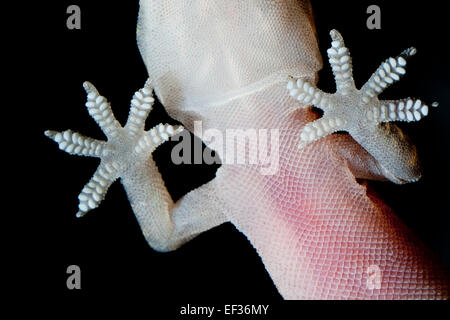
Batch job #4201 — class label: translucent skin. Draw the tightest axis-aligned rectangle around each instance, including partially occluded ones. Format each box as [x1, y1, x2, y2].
[43, 0, 450, 299]
[155, 79, 448, 299]
[47, 79, 450, 299]
[121, 0, 450, 298]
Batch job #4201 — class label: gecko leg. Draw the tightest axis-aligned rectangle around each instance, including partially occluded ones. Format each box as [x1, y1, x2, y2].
[45, 81, 228, 251]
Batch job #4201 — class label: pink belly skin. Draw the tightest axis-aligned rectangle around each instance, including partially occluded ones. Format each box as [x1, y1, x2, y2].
[173, 81, 450, 299]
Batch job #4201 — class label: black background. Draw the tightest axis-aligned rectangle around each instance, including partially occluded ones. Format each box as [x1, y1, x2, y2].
[18, 0, 450, 311]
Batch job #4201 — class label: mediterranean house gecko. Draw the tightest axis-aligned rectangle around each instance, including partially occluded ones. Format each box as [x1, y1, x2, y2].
[45, 0, 449, 299]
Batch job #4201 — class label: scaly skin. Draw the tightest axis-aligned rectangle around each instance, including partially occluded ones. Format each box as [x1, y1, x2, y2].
[45, 0, 450, 299]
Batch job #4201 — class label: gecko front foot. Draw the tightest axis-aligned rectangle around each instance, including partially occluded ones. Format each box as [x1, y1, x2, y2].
[287, 29, 437, 183]
[45, 81, 183, 217]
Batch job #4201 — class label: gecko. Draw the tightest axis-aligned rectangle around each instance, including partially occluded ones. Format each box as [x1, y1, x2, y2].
[45, 0, 449, 299]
